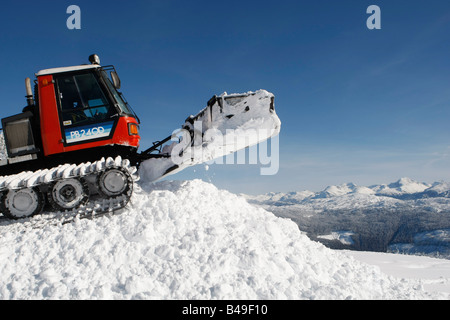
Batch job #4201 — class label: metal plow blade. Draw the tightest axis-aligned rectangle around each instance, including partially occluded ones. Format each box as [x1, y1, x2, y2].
[138, 89, 281, 183]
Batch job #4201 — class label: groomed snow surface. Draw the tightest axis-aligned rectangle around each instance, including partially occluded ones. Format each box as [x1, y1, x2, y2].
[0, 179, 449, 300]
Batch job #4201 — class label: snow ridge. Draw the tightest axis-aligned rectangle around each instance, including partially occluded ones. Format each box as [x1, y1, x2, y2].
[0, 179, 445, 299]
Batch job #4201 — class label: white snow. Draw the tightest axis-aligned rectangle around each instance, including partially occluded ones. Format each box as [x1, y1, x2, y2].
[346, 250, 450, 294]
[428, 181, 450, 194]
[139, 90, 281, 182]
[371, 177, 431, 196]
[245, 178, 450, 212]
[0, 179, 448, 299]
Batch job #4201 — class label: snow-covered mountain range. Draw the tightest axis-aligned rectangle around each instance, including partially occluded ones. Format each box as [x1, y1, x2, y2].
[244, 178, 450, 257]
[246, 177, 450, 205]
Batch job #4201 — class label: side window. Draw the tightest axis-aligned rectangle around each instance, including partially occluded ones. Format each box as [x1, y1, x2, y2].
[56, 73, 113, 127]
[57, 77, 82, 111]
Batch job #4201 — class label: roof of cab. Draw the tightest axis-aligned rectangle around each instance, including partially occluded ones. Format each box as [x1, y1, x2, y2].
[36, 64, 100, 76]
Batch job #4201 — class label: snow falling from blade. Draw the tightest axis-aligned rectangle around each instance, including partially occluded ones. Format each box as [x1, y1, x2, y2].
[139, 89, 281, 183]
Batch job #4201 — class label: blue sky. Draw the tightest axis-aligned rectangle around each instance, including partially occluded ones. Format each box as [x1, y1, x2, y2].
[0, 0, 449, 194]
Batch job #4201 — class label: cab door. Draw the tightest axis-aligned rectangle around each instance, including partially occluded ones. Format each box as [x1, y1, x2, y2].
[53, 71, 118, 147]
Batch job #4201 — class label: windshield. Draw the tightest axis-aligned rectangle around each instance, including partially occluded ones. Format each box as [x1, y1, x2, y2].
[100, 70, 135, 116]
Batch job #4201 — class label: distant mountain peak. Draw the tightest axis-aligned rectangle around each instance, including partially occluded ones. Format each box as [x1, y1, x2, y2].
[244, 178, 450, 205]
[384, 177, 430, 194]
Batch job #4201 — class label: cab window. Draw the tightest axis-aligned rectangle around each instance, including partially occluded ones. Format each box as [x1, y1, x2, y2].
[55, 73, 114, 127]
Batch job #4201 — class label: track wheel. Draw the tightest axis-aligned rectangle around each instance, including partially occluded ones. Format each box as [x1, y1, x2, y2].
[48, 178, 89, 211]
[0, 188, 44, 220]
[98, 168, 133, 198]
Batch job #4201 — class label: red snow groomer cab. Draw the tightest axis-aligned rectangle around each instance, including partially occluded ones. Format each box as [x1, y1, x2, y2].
[2, 54, 140, 172]
[0, 55, 141, 219]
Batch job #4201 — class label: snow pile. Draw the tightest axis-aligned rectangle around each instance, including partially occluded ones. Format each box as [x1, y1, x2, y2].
[139, 90, 281, 182]
[0, 179, 446, 299]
